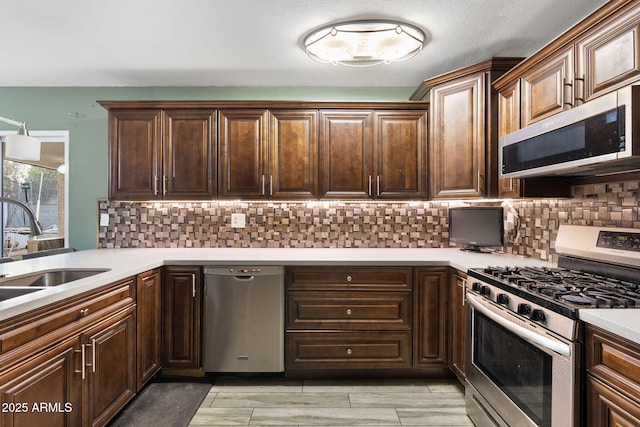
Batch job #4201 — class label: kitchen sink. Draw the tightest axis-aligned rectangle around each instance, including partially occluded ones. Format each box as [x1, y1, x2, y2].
[0, 287, 44, 302]
[0, 269, 111, 287]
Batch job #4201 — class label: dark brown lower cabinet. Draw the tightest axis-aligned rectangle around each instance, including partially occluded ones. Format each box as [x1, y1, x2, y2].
[587, 376, 640, 427]
[285, 266, 451, 378]
[449, 269, 466, 382]
[136, 269, 162, 388]
[0, 336, 82, 427]
[413, 267, 449, 371]
[586, 324, 640, 426]
[0, 277, 137, 427]
[82, 307, 137, 427]
[162, 266, 202, 370]
[285, 266, 413, 377]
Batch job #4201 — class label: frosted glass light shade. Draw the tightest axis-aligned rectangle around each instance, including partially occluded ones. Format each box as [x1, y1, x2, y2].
[5, 133, 41, 161]
[303, 20, 426, 67]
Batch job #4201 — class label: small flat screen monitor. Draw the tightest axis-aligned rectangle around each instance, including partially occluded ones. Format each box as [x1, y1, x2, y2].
[448, 207, 504, 252]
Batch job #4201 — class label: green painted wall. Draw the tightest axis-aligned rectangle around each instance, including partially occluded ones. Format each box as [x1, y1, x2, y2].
[0, 86, 415, 250]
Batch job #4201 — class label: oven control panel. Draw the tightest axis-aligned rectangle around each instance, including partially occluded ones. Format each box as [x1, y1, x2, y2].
[597, 230, 640, 252]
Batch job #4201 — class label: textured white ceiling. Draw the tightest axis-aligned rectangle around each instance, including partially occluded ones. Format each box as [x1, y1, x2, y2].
[2, 0, 608, 87]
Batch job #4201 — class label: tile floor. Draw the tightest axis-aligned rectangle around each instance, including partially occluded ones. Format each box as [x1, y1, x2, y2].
[188, 378, 473, 426]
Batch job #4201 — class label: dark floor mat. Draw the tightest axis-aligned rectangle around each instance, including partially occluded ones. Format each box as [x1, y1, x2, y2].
[108, 382, 211, 427]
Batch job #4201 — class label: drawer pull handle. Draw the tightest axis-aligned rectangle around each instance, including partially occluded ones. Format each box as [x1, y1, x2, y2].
[79, 308, 89, 317]
[346, 275, 352, 282]
[346, 348, 352, 355]
[346, 308, 352, 315]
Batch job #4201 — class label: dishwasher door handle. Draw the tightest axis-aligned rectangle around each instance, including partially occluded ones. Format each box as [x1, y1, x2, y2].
[233, 275, 255, 281]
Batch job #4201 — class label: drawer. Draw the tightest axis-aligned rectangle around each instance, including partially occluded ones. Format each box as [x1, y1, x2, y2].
[286, 266, 412, 291]
[0, 277, 136, 354]
[586, 324, 640, 403]
[287, 291, 411, 330]
[286, 331, 412, 369]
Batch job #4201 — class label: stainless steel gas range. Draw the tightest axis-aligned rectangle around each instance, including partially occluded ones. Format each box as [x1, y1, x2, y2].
[464, 224, 640, 427]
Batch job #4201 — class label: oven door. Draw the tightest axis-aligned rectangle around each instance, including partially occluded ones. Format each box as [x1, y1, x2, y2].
[465, 293, 578, 427]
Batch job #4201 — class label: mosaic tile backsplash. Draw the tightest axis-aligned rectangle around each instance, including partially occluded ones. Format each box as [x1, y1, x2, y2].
[98, 180, 640, 263]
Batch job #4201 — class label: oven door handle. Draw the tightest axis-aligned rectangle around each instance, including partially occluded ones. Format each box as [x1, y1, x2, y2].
[467, 293, 571, 357]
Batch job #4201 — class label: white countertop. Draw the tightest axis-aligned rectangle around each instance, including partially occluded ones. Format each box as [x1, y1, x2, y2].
[580, 309, 640, 345]
[0, 247, 553, 321]
[1, 247, 638, 343]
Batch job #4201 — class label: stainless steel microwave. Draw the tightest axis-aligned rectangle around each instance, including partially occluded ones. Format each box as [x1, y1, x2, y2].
[500, 85, 640, 178]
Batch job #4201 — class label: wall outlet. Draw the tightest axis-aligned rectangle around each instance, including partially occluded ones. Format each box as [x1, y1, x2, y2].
[231, 213, 246, 228]
[505, 212, 514, 230]
[99, 213, 110, 227]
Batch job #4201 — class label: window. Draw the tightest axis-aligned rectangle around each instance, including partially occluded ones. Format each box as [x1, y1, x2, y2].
[1, 132, 68, 258]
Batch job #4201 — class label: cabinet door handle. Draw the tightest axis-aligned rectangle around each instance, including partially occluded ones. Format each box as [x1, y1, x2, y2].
[85, 339, 96, 373]
[346, 275, 352, 282]
[563, 78, 573, 108]
[75, 344, 86, 380]
[346, 348, 353, 355]
[261, 174, 265, 196]
[376, 176, 380, 196]
[154, 175, 158, 196]
[574, 74, 585, 105]
[192, 274, 197, 298]
[346, 308, 352, 316]
[269, 175, 273, 196]
[79, 308, 89, 317]
[91, 339, 96, 372]
[368, 176, 372, 197]
[163, 175, 167, 195]
[477, 170, 481, 193]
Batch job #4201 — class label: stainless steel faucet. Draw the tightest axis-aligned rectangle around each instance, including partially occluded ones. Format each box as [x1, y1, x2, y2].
[0, 197, 44, 236]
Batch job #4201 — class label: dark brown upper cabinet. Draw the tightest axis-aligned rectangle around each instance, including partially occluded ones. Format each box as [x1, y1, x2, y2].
[102, 101, 428, 201]
[414, 58, 522, 199]
[218, 109, 269, 199]
[319, 109, 427, 200]
[218, 109, 318, 200]
[103, 105, 216, 200]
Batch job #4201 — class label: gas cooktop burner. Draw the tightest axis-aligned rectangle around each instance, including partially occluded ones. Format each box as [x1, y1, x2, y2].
[477, 266, 640, 309]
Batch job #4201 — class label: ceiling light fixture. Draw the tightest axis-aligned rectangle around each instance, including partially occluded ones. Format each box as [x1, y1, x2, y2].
[303, 20, 426, 67]
[0, 116, 41, 161]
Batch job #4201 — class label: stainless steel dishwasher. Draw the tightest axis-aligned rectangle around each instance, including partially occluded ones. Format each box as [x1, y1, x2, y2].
[204, 266, 284, 373]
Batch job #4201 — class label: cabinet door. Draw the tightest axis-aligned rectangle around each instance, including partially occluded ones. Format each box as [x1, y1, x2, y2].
[82, 307, 136, 427]
[374, 111, 427, 199]
[0, 336, 81, 427]
[521, 47, 574, 126]
[587, 375, 640, 427]
[413, 267, 448, 367]
[430, 73, 485, 198]
[164, 109, 216, 199]
[218, 109, 268, 199]
[136, 269, 161, 390]
[450, 270, 466, 382]
[319, 110, 374, 199]
[269, 110, 318, 199]
[497, 80, 522, 198]
[576, 2, 640, 104]
[162, 266, 202, 369]
[108, 109, 162, 200]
